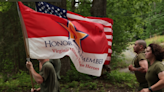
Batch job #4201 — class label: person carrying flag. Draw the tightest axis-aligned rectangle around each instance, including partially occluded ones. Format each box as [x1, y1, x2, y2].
[49, 59, 61, 80]
[26, 59, 60, 92]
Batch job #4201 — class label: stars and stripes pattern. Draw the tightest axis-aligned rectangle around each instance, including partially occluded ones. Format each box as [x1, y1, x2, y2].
[35, 2, 113, 65]
[36, 2, 67, 19]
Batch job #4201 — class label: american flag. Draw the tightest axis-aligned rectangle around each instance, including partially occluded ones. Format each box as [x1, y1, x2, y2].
[35, 2, 113, 65]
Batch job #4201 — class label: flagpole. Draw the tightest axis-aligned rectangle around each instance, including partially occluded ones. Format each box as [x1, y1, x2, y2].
[16, 2, 34, 89]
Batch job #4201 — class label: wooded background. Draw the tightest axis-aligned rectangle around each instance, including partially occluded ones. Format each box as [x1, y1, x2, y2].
[0, 0, 163, 76]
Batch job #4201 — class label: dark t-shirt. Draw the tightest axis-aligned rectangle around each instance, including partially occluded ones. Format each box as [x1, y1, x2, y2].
[133, 51, 147, 84]
[146, 61, 164, 92]
[39, 61, 59, 92]
[49, 59, 61, 80]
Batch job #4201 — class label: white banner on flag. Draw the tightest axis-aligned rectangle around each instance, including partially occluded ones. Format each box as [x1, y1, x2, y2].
[29, 36, 107, 76]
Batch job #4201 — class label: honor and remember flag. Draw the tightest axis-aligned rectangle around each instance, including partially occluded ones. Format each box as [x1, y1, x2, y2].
[17, 2, 113, 76]
[35, 2, 113, 65]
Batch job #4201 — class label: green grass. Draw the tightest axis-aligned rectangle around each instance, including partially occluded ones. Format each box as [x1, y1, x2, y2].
[0, 67, 137, 92]
[105, 70, 138, 88]
[60, 70, 138, 92]
[0, 70, 39, 92]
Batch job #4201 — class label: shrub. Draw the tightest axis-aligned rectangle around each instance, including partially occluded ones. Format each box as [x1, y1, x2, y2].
[61, 63, 97, 83]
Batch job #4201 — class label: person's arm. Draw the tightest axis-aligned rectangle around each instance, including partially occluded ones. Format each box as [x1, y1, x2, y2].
[139, 71, 164, 92]
[129, 60, 148, 73]
[36, 87, 41, 91]
[138, 60, 148, 72]
[128, 64, 140, 72]
[150, 71, 164, 91]
[39, 61, 42, 71]
[26, 61, 43, 84]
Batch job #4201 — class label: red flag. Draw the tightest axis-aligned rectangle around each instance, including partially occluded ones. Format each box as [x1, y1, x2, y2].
[35, 2, 113, 65]
[18, 2, 110, 76]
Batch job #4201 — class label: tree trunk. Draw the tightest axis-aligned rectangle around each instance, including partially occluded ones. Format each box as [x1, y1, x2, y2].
[48, 0, 66, 9]
[71, 0, 76, 12]
[91, 0, 106, 17]
[90, 0, 111, 73]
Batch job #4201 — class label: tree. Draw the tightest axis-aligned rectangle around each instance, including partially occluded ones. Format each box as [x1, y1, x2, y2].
[143, 1, 164, 39]
[91, 0, 106, 17]
[106, 0, 158, 53]
[0, 2, 26, 74]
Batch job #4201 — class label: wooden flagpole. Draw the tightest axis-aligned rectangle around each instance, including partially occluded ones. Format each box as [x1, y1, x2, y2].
[16, 2, 34, 89]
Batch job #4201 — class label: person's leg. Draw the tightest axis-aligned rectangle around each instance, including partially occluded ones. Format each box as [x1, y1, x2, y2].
[138, 83, 148, 91]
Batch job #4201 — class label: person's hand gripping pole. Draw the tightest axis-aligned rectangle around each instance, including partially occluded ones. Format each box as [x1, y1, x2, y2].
[26, 58, 34, 89]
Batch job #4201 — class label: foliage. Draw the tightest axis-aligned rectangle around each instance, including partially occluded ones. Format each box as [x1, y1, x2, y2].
[65, 81, 79, 88]
[60, 62, 97, 83]
[0, 2, 39, 77]
[59, 70, 138, 91]
[1, 58, 14, 74]
[59, 61, 137, 91]
[0, 2, 27, 75]
[0, 59, 138, 92]
[105, 70, 138, 88]
[106, 0, 161, 54]
[0, 70, 138, 92]
[145, 35, 164, 45]
[0, 2, 12, 12]
[0, 70, 37, 92]
[67, 0, 92, 16]
[79, 81, 98, 90]
[143, 0, 164, 39]
[110, 52, 129, 69]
